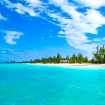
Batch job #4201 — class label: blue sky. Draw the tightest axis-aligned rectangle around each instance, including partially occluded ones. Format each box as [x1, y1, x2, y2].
[0, 0, 105, 61]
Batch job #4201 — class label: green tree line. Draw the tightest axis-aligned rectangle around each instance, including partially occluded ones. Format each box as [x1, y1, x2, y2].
[5, 45, 105, 64]
[90, 45, 105, 63]
[30, 53, 88, 64]
[30, 45, 105, 64]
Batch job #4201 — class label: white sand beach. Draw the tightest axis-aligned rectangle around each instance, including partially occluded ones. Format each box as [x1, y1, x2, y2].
[29, 63, 105, 68]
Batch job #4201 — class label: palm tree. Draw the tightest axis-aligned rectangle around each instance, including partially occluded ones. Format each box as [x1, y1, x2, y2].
[70, 53, 77, 63]
[66, 55, 69, 59]
[52, 56, 56, 63]
[93, 46, 100, 63]
[56, 53, 62, 63]
[83, 57, 88, 63]
[99, 45, 105, 63]
[42, 58, 47, 64]
[48, 57, 53, 63]
[92, 46, 103, 63]
[77, 53, 84, 63]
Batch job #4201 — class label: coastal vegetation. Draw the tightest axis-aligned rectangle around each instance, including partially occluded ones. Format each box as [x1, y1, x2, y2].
[90, 45, 105, 63]
[25, 53, 88, 64]
[3, 45, 105, 64]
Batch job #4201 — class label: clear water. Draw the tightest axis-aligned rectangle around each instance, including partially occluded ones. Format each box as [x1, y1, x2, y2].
[0, 64, 105, 105]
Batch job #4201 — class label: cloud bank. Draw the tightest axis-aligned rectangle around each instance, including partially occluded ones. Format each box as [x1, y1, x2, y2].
[1, 0, 105, 53]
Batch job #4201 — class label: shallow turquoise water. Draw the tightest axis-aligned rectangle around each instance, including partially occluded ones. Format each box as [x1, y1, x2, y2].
[0, 64, 105, 105]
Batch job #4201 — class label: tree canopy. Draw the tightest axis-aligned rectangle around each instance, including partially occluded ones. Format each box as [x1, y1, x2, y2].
[92, 45, 105, 63]
[5, 45, 105, 64]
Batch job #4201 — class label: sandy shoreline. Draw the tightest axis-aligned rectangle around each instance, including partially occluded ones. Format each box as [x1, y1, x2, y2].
[28, 63, 105, 67]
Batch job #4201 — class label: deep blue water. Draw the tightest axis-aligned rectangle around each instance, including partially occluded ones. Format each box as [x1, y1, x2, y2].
[0, 64, 105, 105]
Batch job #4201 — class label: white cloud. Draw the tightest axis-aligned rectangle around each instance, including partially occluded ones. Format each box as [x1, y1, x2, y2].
[14, 4, 38, 16]
[73, 0, 105, 9]
[57, 35, 65, 38]
[1, 0, 105, 57]
[4, 31, 23, 45]
[47, 0, 105, 54]
[49, 0, 68, 6]
[93, 37, 105, 42]
[102, 37, 105, 40]
[0, 14, 7, 20]
[3, 0, 41, 17]
[93, 38, 101, 42]
[26, 0, 42, 8]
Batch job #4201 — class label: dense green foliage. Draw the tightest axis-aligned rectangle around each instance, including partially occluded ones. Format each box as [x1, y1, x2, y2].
[69, 53, 88, 63]
[30, 45, 105, 64]
[32, 53, 62, 63]
[4, 46, 105, 64]
[29, 53, 88, 64]
[91, 45, 105, 63]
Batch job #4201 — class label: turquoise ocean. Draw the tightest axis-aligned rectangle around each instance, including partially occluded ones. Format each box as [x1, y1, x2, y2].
[0, 64, 105, 105]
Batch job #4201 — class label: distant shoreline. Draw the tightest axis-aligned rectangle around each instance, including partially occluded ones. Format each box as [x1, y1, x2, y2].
[27, 63, 105, 67]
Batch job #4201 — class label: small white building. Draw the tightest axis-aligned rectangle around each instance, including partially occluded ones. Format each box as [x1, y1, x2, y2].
[60, 58, 69, 63]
